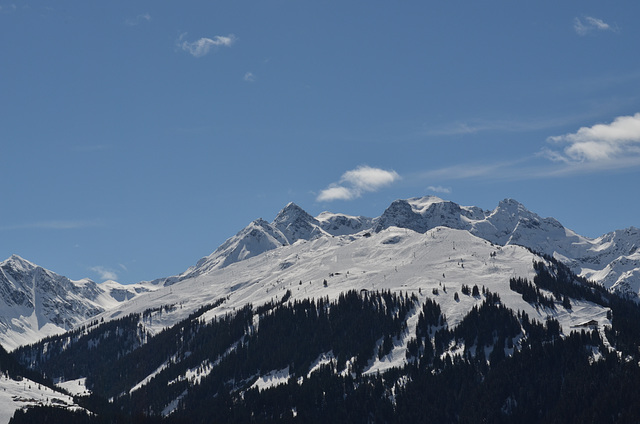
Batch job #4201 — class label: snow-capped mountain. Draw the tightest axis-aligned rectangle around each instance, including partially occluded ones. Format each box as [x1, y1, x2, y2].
[149, 202, 374, 286]
[5, 196, 640, 423]
[12, 223, 615, 422]
[1, 196, 638, 352]
[371, 197, 640, 298]
[151, 196, 640, 298]
[0, 255, 152, 350]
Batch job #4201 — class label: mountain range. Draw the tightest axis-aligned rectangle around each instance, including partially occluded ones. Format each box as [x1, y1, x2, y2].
[3, 196, 640, 422]
[150, 197, 640, 295]
[1, 196, 638, 351]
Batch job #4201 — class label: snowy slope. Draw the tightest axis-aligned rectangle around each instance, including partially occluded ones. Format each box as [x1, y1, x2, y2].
[0, 374, 84, 424]
[152, 197, 640, 298]
[372, 197, 640, 298]
[88, 226, 610, 345]
[52, 224, 608, 403]
[0, 255, 152, 350]
[148, 203, 373, 286]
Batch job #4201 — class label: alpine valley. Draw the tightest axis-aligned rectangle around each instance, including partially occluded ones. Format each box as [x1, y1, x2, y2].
[2, 197, 640, 423]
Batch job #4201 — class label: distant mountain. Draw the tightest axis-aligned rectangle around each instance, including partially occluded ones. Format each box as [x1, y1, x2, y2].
[150, 196, 640, 299]
[0, 255, 152, 350]
[1, 195, 638, 353]
[372, 197, 640, 298]
[0, 196, 640, 349]
[149, 202, 373, 286]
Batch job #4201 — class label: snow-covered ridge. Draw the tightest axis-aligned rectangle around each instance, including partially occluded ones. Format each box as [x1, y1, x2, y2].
[157, 196, 640, 298]
[371, 197, 640, 298]
[1, 196, 638, 350]
[150, 202, 374, 286]
[0, 255, 152, 350]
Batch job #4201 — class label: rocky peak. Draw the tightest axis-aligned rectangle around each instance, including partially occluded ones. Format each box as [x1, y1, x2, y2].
[272, 202, 323, 243]
[374, 199, 422, 233]
[2, 254, 37, 273]
[273, 202, 316, 225]
[374, 197, 469, 234]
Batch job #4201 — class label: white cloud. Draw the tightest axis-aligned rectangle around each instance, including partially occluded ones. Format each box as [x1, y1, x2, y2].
[410, 114, 640, 183]
[317, 186, 355, 202]
[244, 72, 256, 82]
[427, 185, 451, 194]
[125, 13, 151, 26]
[90, 266, 118, 282]
[178, 33, 236, 58]
[546, 113, 640, 163]
[317, 166, 400, 202]
[426, 114, 592, 137]
[574, 16, 614, 36]
[342, 166, 400, 191]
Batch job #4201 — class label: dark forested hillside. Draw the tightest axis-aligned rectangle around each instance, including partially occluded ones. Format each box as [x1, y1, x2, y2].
[11, 259, 640, 423]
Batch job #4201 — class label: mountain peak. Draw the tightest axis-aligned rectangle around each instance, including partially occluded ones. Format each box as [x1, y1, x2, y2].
[496, 198, 526, 213]
[3, 254, 37, 272]
[273, 202, 311, 222]
[273, 202, 322, 243]
[406, 196, 446, 212]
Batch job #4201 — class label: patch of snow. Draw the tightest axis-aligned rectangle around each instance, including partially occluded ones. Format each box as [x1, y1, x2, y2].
[250, 367, 290, 392]
[55, 377, 90, 397]
[307, 352, 335, 378]
[129, 360, 171, 394]
[0, 375, 84, 424]
[162, 389, 187, 417]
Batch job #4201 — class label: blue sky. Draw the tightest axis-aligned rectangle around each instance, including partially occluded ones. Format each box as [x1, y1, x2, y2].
[2, 1, 639, 284]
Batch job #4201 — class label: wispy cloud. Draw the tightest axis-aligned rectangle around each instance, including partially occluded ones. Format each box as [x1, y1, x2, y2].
[317, 166, 400, 202]
[0, 219, 103, 231]
[426, 115, 587, 137]
[574, 16, 615, 36]
[244, 72, 256, 82]
[427, 185, 451, 194]
[125, 13, 151, 26]
[415, 160, 531, 182]
[90, 266, 118, 282]
[414, 113, 640, 183]
[177, 33, 236, 58]
[545, 113, 640, 165]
